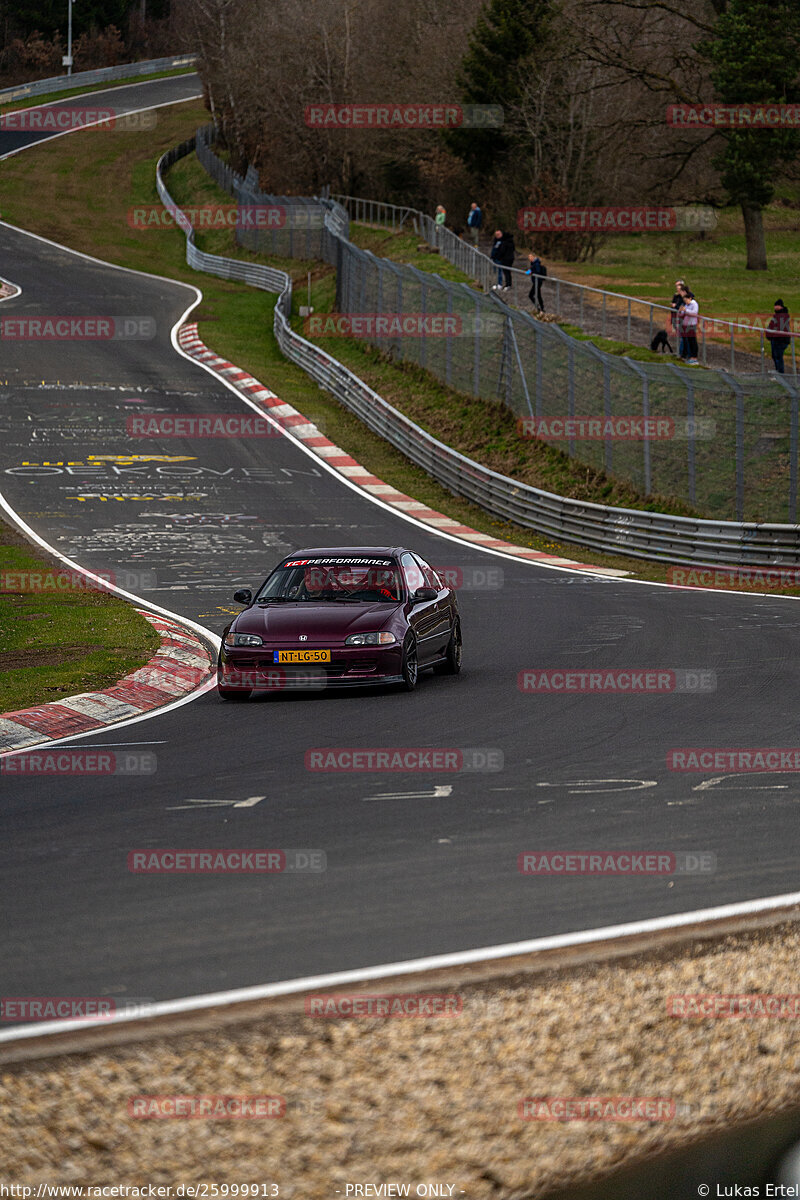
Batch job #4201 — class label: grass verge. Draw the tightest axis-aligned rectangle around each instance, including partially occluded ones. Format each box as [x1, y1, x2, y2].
[0, 519, 160, 712]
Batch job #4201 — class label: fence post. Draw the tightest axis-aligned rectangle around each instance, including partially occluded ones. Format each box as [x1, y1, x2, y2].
[567, 342, 575, 458]
[395, 268, 403, 360]
[729, 377, 745, 520]
[536, 325, 543, 417]
[509, 317, 534, 418]
[604, 362, 612, 473]
[627, 297, 631, 344]
[474, 298, 481, 397]
[602, 292, 607, 338]
[420, 278, 428, 370]
[446, 287, 453, 386]
[687, 379, 696, 506]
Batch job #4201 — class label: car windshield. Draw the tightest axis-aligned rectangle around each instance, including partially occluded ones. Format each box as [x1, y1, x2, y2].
[255, 561, 403, 603]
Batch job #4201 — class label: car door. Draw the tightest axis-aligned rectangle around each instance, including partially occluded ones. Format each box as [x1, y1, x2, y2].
[401, 552, 440, 665]
[413, 552, 453, 656]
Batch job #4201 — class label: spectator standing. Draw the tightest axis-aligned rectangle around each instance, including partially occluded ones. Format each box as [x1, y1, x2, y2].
[434, 204, 446, 247]
[490, 229, 515, 291]
[766, 299, 792, 375]
[525, 252, 547, 312]
[467, 202, 482, 246]
[679, 290, 700, 364]
[670, 279, 687, 357]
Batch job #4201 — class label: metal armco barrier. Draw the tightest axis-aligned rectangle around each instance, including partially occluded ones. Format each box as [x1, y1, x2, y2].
[158, 136, 800, 567]
[0, 53, 197, 104]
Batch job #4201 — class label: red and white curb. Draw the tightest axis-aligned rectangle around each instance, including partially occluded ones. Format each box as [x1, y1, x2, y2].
[0, 611, 215, 753]
[177, 323, 629, 578]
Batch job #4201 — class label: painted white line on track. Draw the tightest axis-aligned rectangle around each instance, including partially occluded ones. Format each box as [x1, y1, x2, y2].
[2, 888, 799, 1043]
[0, 83, 202, 161]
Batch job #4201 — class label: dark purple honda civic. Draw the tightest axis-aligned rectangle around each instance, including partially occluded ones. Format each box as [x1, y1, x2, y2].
[217, 546, 462, 697]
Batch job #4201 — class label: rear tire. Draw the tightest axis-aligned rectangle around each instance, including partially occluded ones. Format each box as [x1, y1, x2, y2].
[400, 635, 419, 691]
[435, 620, 462, 675]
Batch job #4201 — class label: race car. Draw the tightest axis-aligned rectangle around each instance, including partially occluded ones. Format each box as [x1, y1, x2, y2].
[217, 545, 462, 697]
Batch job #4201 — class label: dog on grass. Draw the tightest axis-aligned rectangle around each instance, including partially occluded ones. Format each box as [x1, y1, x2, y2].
[650, 329, 673, 353]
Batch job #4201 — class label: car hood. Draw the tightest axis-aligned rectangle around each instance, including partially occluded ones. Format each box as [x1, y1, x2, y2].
[233, 602, 399, 641]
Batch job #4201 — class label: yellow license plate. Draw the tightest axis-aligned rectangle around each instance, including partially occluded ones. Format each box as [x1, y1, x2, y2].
[274, 649, 331, 663]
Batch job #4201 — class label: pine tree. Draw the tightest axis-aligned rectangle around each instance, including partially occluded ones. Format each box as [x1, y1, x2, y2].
[446, 0, 554, 179]
[703, 0, 800, 269]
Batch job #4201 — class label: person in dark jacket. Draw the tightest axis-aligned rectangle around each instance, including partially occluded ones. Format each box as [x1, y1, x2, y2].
[490, 230, 515, 290]
[766, 299, 792, 374]
[525, 252, 546, 312]
[467, 202, 482, 247]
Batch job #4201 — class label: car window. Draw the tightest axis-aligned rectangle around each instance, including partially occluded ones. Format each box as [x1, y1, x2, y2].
[256, 559, 401, 602]
[400, 552, 425, 595]
[413, 553, 443, 590]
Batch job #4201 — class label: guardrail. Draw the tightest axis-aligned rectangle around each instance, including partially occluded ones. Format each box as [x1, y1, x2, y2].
[332, 192, 798, 379]
[0, 53, 197, 104]
[158, 136, 800, 567]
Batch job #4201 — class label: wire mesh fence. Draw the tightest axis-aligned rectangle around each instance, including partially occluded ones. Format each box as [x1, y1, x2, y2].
[192, 125, 800, 525]
[333, 193, 799, 380]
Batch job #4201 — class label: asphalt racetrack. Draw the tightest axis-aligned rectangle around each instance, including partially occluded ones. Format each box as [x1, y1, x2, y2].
[1, 74, 799, 1020]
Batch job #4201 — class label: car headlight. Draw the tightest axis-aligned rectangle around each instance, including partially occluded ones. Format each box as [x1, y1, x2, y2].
[223, 632, 263, 647]
[344, 632, 397, 646]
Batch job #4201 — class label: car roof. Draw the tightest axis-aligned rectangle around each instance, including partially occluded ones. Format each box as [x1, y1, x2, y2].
[282, 547, 409, 558]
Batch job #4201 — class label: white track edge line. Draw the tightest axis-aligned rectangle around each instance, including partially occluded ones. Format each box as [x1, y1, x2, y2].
[2, 888, 799, 1043]
[0, 92, 203, 161]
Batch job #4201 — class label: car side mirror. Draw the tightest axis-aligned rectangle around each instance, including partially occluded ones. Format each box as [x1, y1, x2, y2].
[233, 588, 252, 605]
[411, 587, 438, 603]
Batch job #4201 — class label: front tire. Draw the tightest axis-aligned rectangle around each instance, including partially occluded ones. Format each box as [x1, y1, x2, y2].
[435, 620, 462, 675]
[400, 635, 419, 691]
